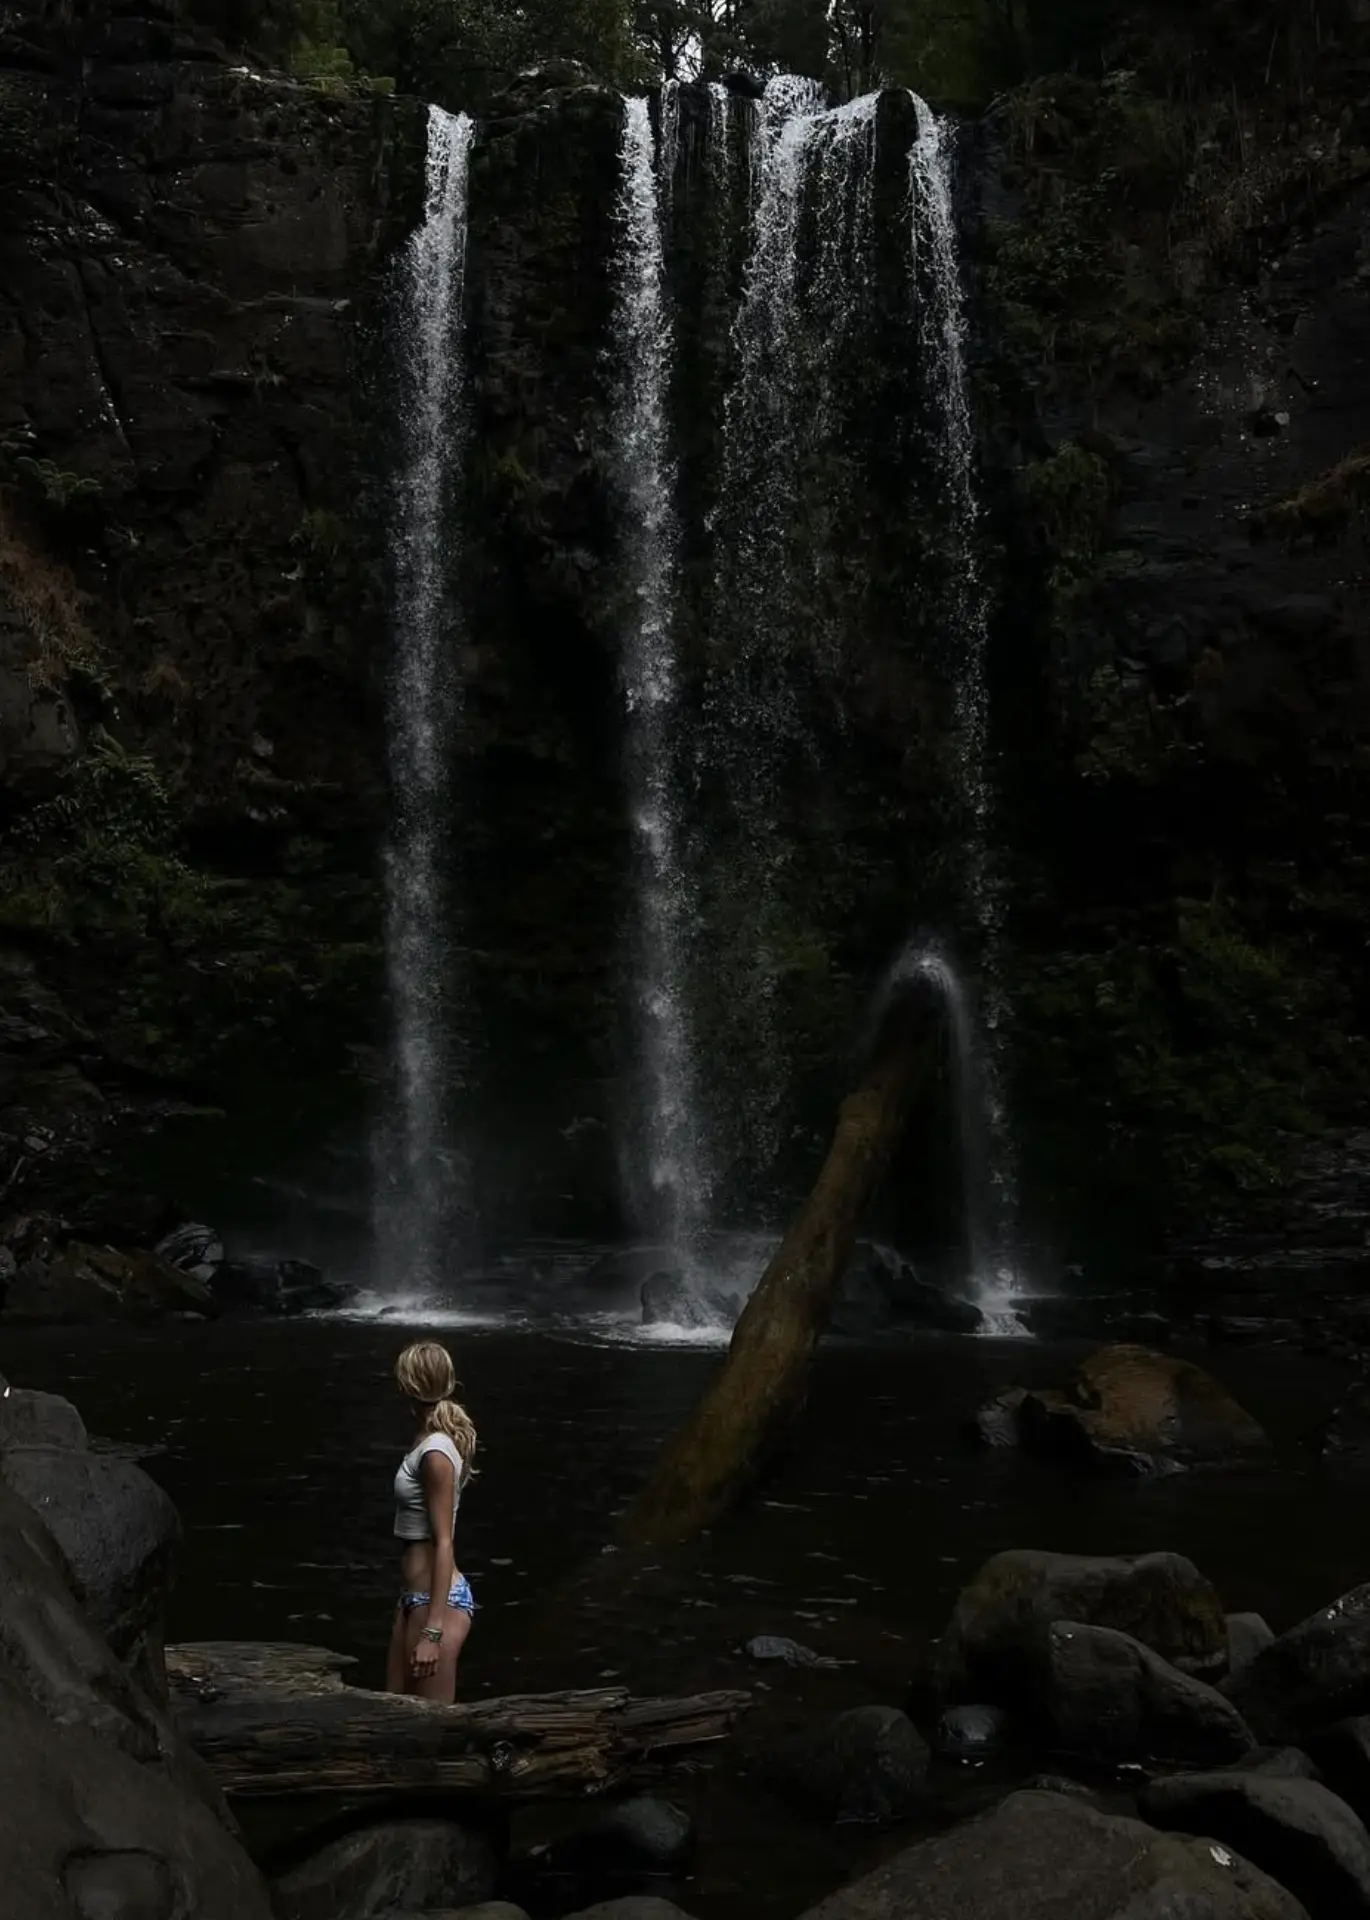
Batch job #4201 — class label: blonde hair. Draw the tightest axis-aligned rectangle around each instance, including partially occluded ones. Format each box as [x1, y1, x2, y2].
[395, 1341, 477, 1485]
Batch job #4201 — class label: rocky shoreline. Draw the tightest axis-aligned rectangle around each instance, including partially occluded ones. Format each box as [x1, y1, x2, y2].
[9, 1360, 1370, 1918]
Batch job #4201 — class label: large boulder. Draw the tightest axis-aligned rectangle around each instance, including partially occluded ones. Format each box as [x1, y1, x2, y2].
[272, 1818, 499, 1920]
[1016, 1345, 1270, 1473]
[937, 1548, 1229, 1705]
[0, 1688, 272, 1920]
[528, 1796, 693, 1878]
[213, 1252, 345, 1315]
[796, 1788, 1310, 1920]
[1227, 1586, 1370, 1743]
[0, 1382, 87, 1452]
[1, 1440, 180, 1704]
[0, 1475, 261, 1908]
[1230, 1613, 1278, 1678]
[1140, 1771, 1370, 1920]
[1040, 1621, 1256, 1767]
[1, 1240, 214, 1323]
[1306, 1719, 1370, 1824]
[760, 1705, 930, 1823]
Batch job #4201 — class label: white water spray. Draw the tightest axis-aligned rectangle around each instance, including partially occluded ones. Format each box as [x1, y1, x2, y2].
[374, 106, 476, 1297]
[611, 96, 712, 1251]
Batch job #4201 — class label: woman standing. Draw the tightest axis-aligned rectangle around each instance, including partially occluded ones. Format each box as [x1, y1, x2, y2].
[386, 1340, 476, 1702]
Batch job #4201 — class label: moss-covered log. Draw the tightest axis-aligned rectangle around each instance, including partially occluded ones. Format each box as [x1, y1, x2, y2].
[622, 974, 936, 1551]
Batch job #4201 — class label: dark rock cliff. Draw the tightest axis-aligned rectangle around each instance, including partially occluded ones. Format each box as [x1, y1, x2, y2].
[6, 0, 1370, 1276]
[0, 0, 419, 1238]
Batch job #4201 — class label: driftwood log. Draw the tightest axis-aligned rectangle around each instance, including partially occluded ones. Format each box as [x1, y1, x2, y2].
[622, 972, 935, 1551]
[167, 1643, 749, 1799]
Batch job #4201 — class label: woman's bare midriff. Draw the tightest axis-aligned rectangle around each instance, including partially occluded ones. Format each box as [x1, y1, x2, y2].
[400, 1539, 461, 1589]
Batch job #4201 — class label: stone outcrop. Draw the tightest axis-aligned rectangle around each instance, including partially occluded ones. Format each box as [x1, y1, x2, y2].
[937, 1547, 1230, 1704]
[798, 1787, 1310, 1920]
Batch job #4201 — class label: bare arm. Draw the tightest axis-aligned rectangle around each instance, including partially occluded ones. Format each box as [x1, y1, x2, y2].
[420, 1447, 456, 1640]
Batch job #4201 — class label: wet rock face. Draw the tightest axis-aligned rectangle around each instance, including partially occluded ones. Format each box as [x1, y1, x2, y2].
[0, 5, 420, 1218]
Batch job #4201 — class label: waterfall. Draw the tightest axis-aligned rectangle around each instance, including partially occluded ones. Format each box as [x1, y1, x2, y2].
[611, 95, 711, 1253]
[897, 946, 1027, 1337]
[907, 97, 1023, 1322]
[702, 80, 883, 1218]
[374, 105, 476, 1298]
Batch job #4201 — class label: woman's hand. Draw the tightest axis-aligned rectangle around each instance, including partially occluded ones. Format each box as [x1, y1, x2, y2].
[411, 1633, 441, 1681]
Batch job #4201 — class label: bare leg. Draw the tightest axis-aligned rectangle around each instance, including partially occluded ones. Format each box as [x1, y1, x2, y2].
[385, 1601, 409, 1694]
[402, 1598, 472, 1704]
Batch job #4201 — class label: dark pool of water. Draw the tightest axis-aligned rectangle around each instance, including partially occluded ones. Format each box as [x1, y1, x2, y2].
[2, 1318, 1364, 1919]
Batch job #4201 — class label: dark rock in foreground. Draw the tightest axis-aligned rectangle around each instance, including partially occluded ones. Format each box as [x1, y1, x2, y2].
[0, 1440, 180, 1704]
[1229, 1613, 1278, 1678]
[272, 1818, 498, 1920]
[1236, 1748, 1324, 1782]
[937, 1548, 1229, 1706]
[1227, 1586, 1370, 1743]
[1041, 1621, 1255, 1767]
[0, 1478, 270, 1915]
[762, 1705, 930, 1824]
[1306, 1719, 1370, 1825]
[527, 1795, 692, 1879]
[1140, 1771, 1370, 1920]
[796, 1788, 1310, 1920]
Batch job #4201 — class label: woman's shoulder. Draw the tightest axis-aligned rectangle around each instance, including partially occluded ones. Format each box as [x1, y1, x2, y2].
[414, 1432, 464, 1470]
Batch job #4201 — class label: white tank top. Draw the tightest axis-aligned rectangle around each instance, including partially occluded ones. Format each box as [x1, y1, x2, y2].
[393, 1433, 464, 1542]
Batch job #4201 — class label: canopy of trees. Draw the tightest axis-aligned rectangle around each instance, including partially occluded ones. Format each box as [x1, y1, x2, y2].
[204, 0, 1155, 113]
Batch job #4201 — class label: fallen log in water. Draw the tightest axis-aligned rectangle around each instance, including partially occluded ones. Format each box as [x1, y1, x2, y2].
[167, 1643, 750, 1799]
[621, 970, 936, 1551]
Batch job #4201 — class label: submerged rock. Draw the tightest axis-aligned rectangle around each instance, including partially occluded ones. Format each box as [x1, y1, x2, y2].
[743, 1635, 839, 1670]
[937, 1548, 1229, 1706]
[935, 1703, 1009, 1759]
[1040, 1621, 1256, 1767]
[1140, 1771, 1370, 1920]
[640, 1272, 737, 1330]
[762, 1705, 930, 1824]
[795, 1788, 1308, 1920]
[272, 1818, 498, 1920]
[213, 1253, 345, 1315]
[1015, 1344, 1270, 1474]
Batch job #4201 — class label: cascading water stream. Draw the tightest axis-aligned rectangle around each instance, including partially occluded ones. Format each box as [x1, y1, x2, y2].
[374, 105, 475, 1299]
[610, 95, 711, 1256]
[702, 80, 883, 1216]
[895, 946, 1026, 1336]
[907, 98, 1024, 1325]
